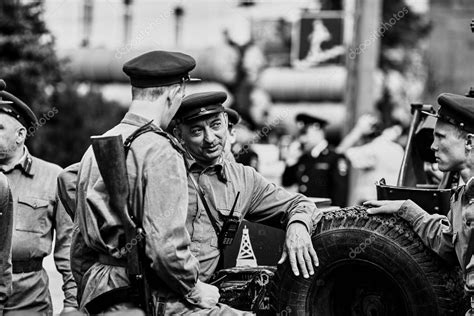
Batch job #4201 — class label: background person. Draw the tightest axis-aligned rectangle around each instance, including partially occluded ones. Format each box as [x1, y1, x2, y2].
[336, 114, 404, 205]
[0, 81, 77, 315]
[282, 113, 349, 207]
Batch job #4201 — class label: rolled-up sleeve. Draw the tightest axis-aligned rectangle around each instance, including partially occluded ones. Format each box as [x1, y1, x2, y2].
[398, 199, 457, 264]
[245, 169, 319, 233]
[53, 195, 78, 308]
[143, 148, 199, 296]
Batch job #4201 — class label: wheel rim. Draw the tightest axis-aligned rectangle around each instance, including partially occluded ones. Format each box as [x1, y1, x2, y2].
[310, 259, 411, 316]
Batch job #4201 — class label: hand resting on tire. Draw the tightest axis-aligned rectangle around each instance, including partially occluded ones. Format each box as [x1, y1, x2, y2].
[364, 200, 406, 214]
[278, 222, 318, 279]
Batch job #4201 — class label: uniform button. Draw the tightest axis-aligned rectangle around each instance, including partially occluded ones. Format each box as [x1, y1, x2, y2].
[33, 203, 38, 208]
[300, 185, 307, 192]
[301, 175, 309, 183]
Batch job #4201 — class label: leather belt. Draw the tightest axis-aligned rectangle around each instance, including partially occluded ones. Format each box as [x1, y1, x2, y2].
[98, 254, 127, 267]
[13, 258, 43, 273]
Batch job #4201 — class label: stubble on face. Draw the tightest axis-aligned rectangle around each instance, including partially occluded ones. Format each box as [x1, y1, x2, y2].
[180, 113, 228, 165]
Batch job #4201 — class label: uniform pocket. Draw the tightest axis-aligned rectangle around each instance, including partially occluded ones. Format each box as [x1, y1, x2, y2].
[15, 197, 50, 234]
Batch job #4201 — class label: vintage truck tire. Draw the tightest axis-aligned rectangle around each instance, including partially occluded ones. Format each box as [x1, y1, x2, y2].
[272, 206, 467, 316]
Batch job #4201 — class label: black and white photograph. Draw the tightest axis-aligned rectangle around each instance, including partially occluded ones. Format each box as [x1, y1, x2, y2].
[1, 0, 474, 315]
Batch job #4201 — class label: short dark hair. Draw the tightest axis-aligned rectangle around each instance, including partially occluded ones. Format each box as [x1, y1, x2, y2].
[131, 83, 182, 101]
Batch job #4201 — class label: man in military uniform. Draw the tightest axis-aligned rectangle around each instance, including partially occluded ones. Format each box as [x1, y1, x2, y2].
[0, 81, 13, 314]
[173, 91, 321, 286]
[364, 93, 474, 313]
[282, 113, 349, 206]
[73, 51, 221, 314]
[0, 81, 77, 314]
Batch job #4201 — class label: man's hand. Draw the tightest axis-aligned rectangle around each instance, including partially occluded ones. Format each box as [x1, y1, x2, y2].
[185, 279, 220, 309]
[278, 222, 318, 278]
[363, 200, 406, 215]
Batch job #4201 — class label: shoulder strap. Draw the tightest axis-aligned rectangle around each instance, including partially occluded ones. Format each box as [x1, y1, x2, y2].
[123, 121, 222, 241]
[124, 120, 185, 156]
[183, 159, 221, 237]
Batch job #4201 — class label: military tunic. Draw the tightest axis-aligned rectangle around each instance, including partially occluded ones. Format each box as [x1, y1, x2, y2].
[282, 142, 349, 207]
[74, 113, 201, 311]
[398, 186, 474, 278]
[1, 148, 77, 315]
[186, 156, 319, 282]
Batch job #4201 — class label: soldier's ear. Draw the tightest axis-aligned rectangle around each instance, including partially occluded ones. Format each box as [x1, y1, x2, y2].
[16, 126, 26, 144]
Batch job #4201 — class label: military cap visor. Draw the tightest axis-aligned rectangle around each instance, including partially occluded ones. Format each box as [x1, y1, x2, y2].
[423, 93, 474, 134]
[0, 91, 38, 130]
[295, 113, 328, 128]
[175, 91, 227, 123]
[225, 108, 241, 126]
[0, 80, 12, 105]
[123, 50, 200, 88]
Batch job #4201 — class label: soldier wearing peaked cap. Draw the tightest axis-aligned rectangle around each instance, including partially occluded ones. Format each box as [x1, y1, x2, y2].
[282, 113, 349, 207]
[172, 92, 322, 314]
[0, 80, 77, 314]
[71, 51, 223, 315]
[364, 93, 474, 310]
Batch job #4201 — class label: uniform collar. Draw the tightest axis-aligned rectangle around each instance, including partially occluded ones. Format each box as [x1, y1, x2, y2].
[0, 146, 34, 176]
[310, 140, 329, 158]
[185, 154, 227, 183]
[121, 112, 160, 129]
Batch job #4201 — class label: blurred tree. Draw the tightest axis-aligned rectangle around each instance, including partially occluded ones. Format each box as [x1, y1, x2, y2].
[29, 82, 126, 167]
[0, 1, 126, 167]
[0, 0, 60, 112]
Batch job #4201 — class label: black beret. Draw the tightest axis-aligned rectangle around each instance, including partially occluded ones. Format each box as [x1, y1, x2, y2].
[295, 113, 328, 128]
[225, 108, 241, 126]
[175, 91, 227, 123]
[0, 81, 38, 130]
[432, 93, 474, 133]
[123, 50, 198, 88]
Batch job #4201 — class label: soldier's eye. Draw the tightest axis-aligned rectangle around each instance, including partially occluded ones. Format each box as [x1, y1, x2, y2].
[190, 128, 202, 136]
[211, 121, 222, 129]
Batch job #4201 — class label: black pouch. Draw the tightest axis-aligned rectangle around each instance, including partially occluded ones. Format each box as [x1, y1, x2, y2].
[218, 216, 241, 247]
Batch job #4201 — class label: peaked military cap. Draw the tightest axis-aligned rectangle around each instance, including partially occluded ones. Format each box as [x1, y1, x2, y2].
[0, 80, 12, 105]
[427, 93, 474, 133]
[175, 91, 227, 123]
[295, 113, 328, 128]
[0, 80, 38, 130]
[225, 108, 241, 126]
[123, 50, 199, 88]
